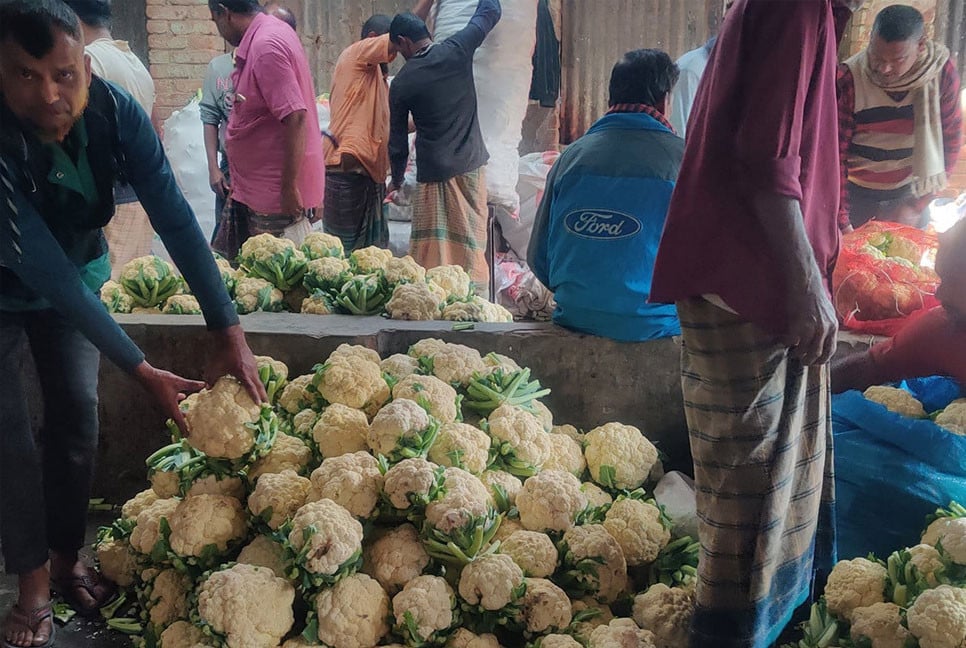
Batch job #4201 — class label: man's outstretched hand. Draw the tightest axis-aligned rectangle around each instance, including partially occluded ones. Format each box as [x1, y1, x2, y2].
[132, 361, 206, 435]
[205, 324, 267, 404]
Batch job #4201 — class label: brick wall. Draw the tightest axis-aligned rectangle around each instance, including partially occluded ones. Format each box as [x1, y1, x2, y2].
[146, 0, 225, 121]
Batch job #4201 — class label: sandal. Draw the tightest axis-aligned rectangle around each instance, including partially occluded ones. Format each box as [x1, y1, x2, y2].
[2, 603, 56, 648]
[50, 570, 115, 617]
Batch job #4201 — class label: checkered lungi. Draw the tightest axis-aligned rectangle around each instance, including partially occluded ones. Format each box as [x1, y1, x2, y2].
[104, 201, 154, 279]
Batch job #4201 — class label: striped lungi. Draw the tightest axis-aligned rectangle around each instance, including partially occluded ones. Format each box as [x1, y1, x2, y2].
[676, 298, 835, 648]
[411, 167, 489, 297]
[323, 170, 388, 252]
[104, 201, 154, 279]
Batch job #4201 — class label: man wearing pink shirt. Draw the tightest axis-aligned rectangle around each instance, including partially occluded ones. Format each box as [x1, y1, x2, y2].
[208, 0, 324, 259]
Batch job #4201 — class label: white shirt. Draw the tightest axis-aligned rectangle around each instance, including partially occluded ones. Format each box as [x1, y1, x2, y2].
[86, 39, 156, 116]
[669, 40, 713, 140]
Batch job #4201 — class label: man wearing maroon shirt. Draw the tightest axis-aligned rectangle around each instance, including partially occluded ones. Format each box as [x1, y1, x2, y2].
[833, 217, 966, 391]
[650, 1, 863, 646]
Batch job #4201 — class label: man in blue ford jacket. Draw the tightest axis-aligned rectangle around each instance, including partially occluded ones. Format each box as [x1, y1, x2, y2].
[527, 49, 683, 341]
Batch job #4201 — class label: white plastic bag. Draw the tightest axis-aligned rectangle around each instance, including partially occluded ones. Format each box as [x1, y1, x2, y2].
[433, 0, 537, 211]
[654, 471, 698, 539]
[160, 98, 216, 247]
[499, 150, 558, 257]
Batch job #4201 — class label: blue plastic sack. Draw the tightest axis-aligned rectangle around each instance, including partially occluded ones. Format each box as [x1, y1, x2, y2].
[833, 377, 966, 559]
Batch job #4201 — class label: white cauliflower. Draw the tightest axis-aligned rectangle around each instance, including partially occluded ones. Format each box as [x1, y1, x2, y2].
[446, 629, 500, 648]
[184, 474, 246, 500]
[145, 568, 191, 627]
[432, 343, 486, 386]
[408, 338, 448, 360]
[559, 524, 628, 604]
[863, 385, 927, 418]
[304, 256, 351, 291]
[159, 620, 211, 648]
[363, 524, 430, 594]
[302, 232, 345, 260]
[849, 602, 912, 648]
[441, 298, 488, 322]
[538, 635, 581, 648]
[248, 469, 311, 529]
[542, 433, 586, 477]
[392, 575, 459, 645]
[529, 401, 554, 432]
[130, 497, 179, 555]
[518, 578, 573, 635]
[315, 356, 390, 419]
[292, 408, 320, 437]
[386, 282, 443, 321]
[429, 422, 491, 474]
[632, 584, 693, 648]
[935, 400, 966, 435]
[603, 498, 671, 566]
[368, 398, 439, 462]
[571, 598, 615, 643]
[197, 563, 295, 648]
[905, 585, 966, 648]
[424, 468, 491, 534]
[236, 534, 288, 579]
[581, 482, 613, 509]
[426, 265, 473, 300]
[381, 354, 420, 383]
[939, 518, 966, 565]
[487, 404, 552, 476]
[458, 553, 524, 611]
[312, 403, 370, 458]
[481, 470, 524, 509]
[248, 433, 313, 481]
[314, 573, 390, 648]
[908, 543, 947, 587]
[517, 470, 588, 533]
[385, 255, 427, 286]
[588, 618, 657, 648]
[309, 451, 384, 519]
[150, 469, 180, 499]
[278, 374, 317, 415]
[393, 374, 460, 424]
[328, 343, 382, 367]
[301, 293, 336, 314]
[184, 375, 263, 460]
[499, 531, 558, 578]
[168, 494, 248, 558]
[288, 499, 364, 578]
[584, 423, 659, 491]
[100, 279, 133, 313]
[824, 557, 888, 620]
[162, 294, 201, 314]
[349, 246, 393, 274]
[382, 457, 443, 512]
[121, 488, 159, 520]
[234, 276, 285, 314]
[96, 538, 139, 588]
[923, 517, 957, 547]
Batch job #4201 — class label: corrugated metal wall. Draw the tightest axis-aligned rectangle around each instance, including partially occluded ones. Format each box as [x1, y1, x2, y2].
[560, 0, 723, 142]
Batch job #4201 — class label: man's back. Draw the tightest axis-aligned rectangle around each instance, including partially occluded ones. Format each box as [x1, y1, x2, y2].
[529, 111, 683, 342]
[86, 39, 155, 116]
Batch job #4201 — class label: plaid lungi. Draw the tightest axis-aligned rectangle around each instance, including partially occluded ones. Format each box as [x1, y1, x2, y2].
[104, 201, 154, 279]
[323, 170, 388, 252]
[411, 167, 489, 296]
[212, 199, 314, 260]
[677, 298, 835, 648]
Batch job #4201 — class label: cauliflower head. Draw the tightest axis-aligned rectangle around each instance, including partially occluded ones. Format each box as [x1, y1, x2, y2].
[824, 557, 888, 620]
[517, 470, 588, 533]
[408, 338, 448, 359]
[236, 534, 288, 579]
[234, 277, 285, 314]
[197, 563, 295, 648]
[301, 292, 336, 315]
[632, 584, 693, 648]
[588, 618, 657, 648]
[383, 457, 444, 512]
[480, 470, 524, 509]
[393, 374, 460, 424]
[849, 602, 912, 648]
[458, 553, 524, 611]
[249, 433, 313, 481]
[385, 255, 427, 286]
[185, 474, 246, 500]
[96, 538, 139, 588]
[278, 374, 317, 415]
[304, 257, 351, 292]
[487, 405, 552, 476]
[386, 282, 443, 321]
[581, 482, 613, 509]
[349, 246, 393, 274]
[905, 585, 966, 648]
[426, 265, 472, 300]
[248, 469, 311, 529]
[908, 543, 947, 587]
[392, 575, 459, 644]
[314, 573, 390, 648]
[939, 518, 966, 565]
[446, 629, 500, 648]
[315, 357, 390, 418]
[429, 422, 490, 475]
[288, 499, 364, 577]
[312, 403, 370, 458]
[162, 294, 202, 315]
[146, 568, 191, 627]
[559, 524, 628, 604]
[309, 451, 384, 519]
[100, 279, 133, 314]
[184, 376, 262, 460]
[584, 423, 659, 491]
[603, 498, 671, 566]
[518, 578, 573, 635]
[328, 343, 382, 367]
[499, 531, 558, 578]
[368, 398, 439, 462]
[302, 232, 345, 260]
[363, 523, 430, 594]
[159, 620, 210, 648]
[542, 433, 586, 477]
[441, 299, 487, 323]
[863, 386, 927, 418]
[432, 343, 486, 386]
[936, 400, 966, 435]
[122, 488, 160, 521]
[424, 468, 492, 534]
[168, 494, 248, 557]
[538, 636, 581, 648]
[381, 354, 420, 383]
[130, 497, 180, 555]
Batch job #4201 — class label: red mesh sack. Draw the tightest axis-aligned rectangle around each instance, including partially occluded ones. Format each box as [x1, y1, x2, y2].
[833, 221, 940, 336]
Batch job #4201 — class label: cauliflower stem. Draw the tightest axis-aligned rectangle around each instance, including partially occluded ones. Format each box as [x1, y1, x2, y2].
[464, 368, 551, 416]
[421, 510, 503, 566]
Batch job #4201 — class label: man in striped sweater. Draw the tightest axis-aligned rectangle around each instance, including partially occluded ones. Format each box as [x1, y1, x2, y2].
[838, 4, 962, 231]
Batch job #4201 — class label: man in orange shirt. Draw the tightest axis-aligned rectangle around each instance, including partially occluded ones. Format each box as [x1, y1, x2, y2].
[324, 1, 431, 251]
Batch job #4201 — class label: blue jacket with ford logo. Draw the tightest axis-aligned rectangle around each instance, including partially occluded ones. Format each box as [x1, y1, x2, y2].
[527, 111, 683, 342]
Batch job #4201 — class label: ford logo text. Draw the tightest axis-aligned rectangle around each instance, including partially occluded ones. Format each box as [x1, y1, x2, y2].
[564, 209, 641, 240]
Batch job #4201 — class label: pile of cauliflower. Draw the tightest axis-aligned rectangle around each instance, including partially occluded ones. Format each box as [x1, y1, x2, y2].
[781, 501, 966, 648]
[94, 342, 701, 648]
[101, 234, 513, 324]
[863, 385, 966, 436]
